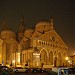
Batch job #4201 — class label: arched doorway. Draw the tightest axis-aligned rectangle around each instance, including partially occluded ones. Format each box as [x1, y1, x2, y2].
[40, 49, 47, 65]
[63, 52, 67, 66]
[49, 51, 53, 65]
[58, 52, 62, 66]
[54, 51, 57, 67]
[54, 57, 57, 67]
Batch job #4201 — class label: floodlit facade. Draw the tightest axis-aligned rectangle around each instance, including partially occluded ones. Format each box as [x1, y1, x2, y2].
[0, 16, 69, 68]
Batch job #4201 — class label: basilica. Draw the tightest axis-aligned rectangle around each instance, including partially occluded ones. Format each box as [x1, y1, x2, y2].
[0, 16, 68, 68]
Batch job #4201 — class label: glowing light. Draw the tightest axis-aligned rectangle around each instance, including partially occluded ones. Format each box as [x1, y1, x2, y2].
[36, 56, 39, 58]
[18, 58, 20, 62]
[18, 53, 20, 54]
[33, 53, 40, 55]
[0, 55, 1, 57]
[68, 60, 70, 63]
[37, 62, 38, 66]
[17, 53, 20, 62]
[65, 57, 68, 60]
[12, 60, 15, 63]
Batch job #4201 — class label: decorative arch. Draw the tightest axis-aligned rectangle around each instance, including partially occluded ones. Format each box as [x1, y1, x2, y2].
[54, 57, 57, 67]
[63, 52, 67, 56]
[54, 51, 57, 67]
[62, 52, 67, 62]
[63, 52, 67, 66]
[49, 51, 53, 65]
[40, 48, 47, 65]
[58, 52, 62, 66]
[40, 48, 48, 54]
[54, 51, 57, 56]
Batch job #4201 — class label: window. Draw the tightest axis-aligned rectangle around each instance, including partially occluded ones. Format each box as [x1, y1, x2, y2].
[42, 30, 45, 34]
[52, 36, 55, 41]
[40, 54, 41, 60]
[44, 54, 45, 60]
[22, 54, 24, 62]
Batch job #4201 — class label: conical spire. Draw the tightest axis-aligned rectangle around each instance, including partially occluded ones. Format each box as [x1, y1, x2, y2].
[18, 16, 25, 33]
[50, 16, 54, 26]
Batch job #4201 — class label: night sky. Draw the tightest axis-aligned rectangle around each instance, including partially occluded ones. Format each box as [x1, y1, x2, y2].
[0, 0, 75, 50]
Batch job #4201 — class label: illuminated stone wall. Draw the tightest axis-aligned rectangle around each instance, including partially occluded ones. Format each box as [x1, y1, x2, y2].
[0, 17, 69, 68]
[1, 30, 16, 40]
[20, 18, 68, 68]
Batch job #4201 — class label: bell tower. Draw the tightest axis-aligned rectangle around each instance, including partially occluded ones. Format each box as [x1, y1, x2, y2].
[18, 16, 25, 42]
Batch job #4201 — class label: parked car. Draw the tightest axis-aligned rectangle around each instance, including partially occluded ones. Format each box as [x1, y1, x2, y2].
[0, 66, 9, 71]
[31, 68, 47, 73]
[38, 68, 47, 73]
[31, 68, 39, 73]
[68, 68, 75, 74]
[13, 67, 27, 72]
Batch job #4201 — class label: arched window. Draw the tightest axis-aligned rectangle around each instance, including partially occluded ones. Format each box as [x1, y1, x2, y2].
[40, 50, 47, 64]
[58, 52, 62, 66]
[49, 51, 53, 65]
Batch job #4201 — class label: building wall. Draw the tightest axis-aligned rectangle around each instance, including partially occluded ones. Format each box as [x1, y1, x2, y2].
[20, 20, 68, 68]
[1, 30, 16, 40]
[70, 55, 75, 67]
[0, 39, 3, 64]
[0, 18, 69, 68]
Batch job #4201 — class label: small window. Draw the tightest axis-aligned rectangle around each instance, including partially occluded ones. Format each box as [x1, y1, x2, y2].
[42, 30, 45, 34]
[52, 37, 55, 41]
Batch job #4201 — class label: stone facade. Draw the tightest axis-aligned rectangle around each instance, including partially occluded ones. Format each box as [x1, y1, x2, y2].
[18, 17, 68, 68]
[0, 17, 69, 68]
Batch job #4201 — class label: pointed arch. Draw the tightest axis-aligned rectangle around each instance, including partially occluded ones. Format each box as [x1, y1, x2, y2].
[54, 51, 57, 56]
[58, 52, 62, 66]
[54, 57, 57, 67]
[40, 49, 47, 65]
[40, 48, 48, 54]
[49, 51, 53, 65]
[63, 52, 67, 66]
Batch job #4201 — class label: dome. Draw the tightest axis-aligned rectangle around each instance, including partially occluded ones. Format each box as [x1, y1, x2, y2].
[36, 21, 50, 27]
[1, 30, 16, 40]
[35, 21, 53, 33]
[24, 28, 34, 38]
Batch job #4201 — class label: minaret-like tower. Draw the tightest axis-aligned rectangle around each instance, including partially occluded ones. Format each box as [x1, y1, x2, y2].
[50, 16, 54, 30]
[18, 16, 25, 42]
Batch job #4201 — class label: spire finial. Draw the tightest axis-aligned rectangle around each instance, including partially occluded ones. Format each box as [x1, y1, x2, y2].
[18, 16, 25, 33]
[50, 16, 54, 26]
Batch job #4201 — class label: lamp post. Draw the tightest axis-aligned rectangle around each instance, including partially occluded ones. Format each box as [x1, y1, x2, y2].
[65, 57, 68, 67]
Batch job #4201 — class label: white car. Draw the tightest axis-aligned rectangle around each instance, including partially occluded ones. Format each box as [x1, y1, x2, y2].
[13, 67, 26, 72]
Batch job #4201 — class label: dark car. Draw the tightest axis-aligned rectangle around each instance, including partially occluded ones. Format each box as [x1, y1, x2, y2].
[0, 66, 9, 75]
[31, 68, 46, 73]
[68, 68, 75, 74]
[32, 68, 39, 73]
[38, 68, 47, 73]
[0, 66, 9, 71]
